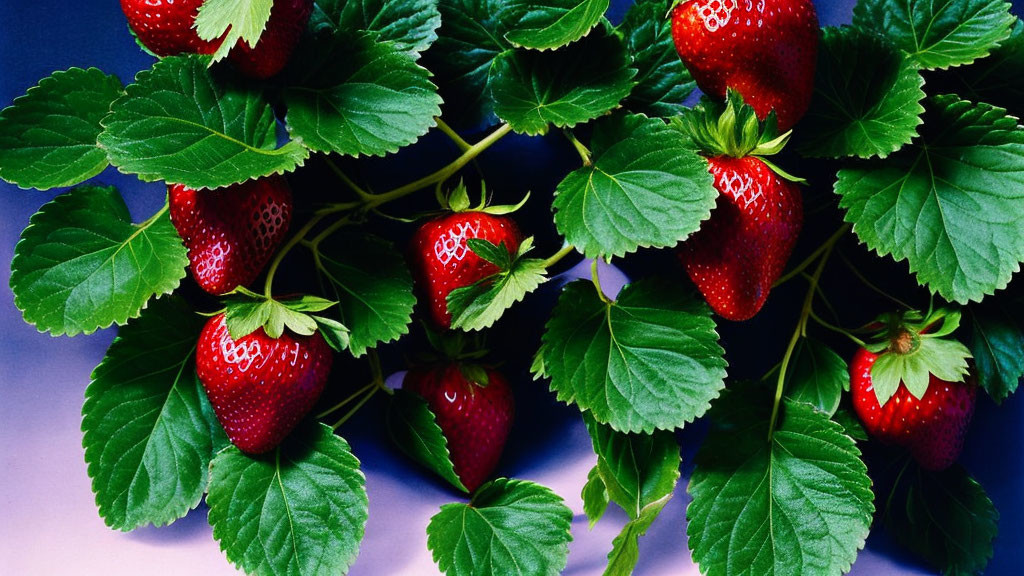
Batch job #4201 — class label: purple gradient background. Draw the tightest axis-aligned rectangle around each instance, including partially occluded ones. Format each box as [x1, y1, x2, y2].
[2, 1, 1023, 575]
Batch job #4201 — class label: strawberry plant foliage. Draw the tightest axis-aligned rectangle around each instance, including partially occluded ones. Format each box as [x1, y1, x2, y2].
[967, 306, 1024, 403]
[946, 19, 1024, 115]
[502, 0, 609, 51]
[83, 297, 228, 531]
[784, 337, 849, 416]
[386, 389, 468, 492]
[195, 0, 274, 61]
[0, 68, 123, 190]
[10, 185, 188, 336]
[617, 0, 696, 118]
[309, 0, 442, 55]
[207, 422, 368, 576]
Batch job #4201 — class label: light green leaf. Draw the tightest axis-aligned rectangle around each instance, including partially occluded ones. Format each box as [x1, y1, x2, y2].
[387, 389, 468, 492]
[207, 422, 368, 576]
[489, 31, 636, 135]
[98, 55, 308, 189]
[581, 466, 610, 529]
[284, 34, 441, 157]
[502, 0, 609, 51]
[310, 0, 441, 55]
[871, 336, 972, 403]
[316, 230, 416, 356]
[798, 27, 925, 159]
[83, 297, 227, 531]
[427, 478, 573, 576]
[968, 306, 1024, 403]
[688, 389, 875, 576]
[853, 0, 1014, 69]
[836, 95, 1024, 304]
[617, 0, 696, 117]
[10, 186, 188, 336]
[536, 279, 727, 433]
[605, 494, 670, 576]
[0, 68, 123, 190]
[447, 238, 548, 331]
[785, 338, 849, 416]
[947, 19, 1024, 116]
[312, 315, 351, 352]
[885, 464, 998, 575]
[223, 297, 320, 340]
[195, 0, 273, 61]
[553, 113, 717, 259]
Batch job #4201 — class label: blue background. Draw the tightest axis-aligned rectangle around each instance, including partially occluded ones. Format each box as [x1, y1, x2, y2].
[2, 1, 1023, 575]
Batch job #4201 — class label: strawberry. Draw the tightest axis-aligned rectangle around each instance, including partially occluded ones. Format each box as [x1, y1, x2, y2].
[677, 91, 802, 321]
[120, 0, 221, 57]
[670, 0, 819, 131]
[403, 364, 514, 492]
[228, 0, 313, 79]
[168, 175, 293, 296]
[850, 348, 976, 471]
[409, 210, 522, 330]
[196, 313, 333, 454]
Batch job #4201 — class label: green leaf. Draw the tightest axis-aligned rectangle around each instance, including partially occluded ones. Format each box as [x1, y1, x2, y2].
[427, 478, 573, 576]
[798, 27, 925, 159]
[871, 336, 972, 404]
[617, 0, 696, 118]
[10, 186, 188, 336]
[885, 464, 999, 575]
[833, 408, 869, 442]
[836, 95, 1024, 304]
[310, 0, 442, 55]
[83, 297, 227, 531]
[853, 0, 1015, 69]
[284, 34, 441, 157]
[207, 422, 368, 576]
[785, 338, 849, 416]
[581, 465, 610, 529]
[553, 113, 717, 259]
[946, 19, 1024, 116]
[688, 389, 875, 576]
[0, 68, 123, 190]
[536, 279, 727, 433]
[502, 0, 608, 51]
[447, 238, 548, 331]
[604, 494, 670, 576]
[316, 230, 416, 356]
[489, 31, 636, 135]
[968, 307, 1024, 403]
[387, 389, 468, 492]
[223, 297, 321, 340]
[195, 0, 273, 61]
[312, 315, 351, 352]
[98, 55, 308, 189]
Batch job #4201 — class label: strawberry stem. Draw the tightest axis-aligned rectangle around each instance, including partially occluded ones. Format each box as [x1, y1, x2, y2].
[263, 213, 329, 299]
[315, 381, 376, 420]
[564, 130, 592, 166]
[434, 118, 472, 153]
[330, 386, 380, 431]
[773, 224, 851, 288]
[541, 244, 577, 270]
[837, 250, 914, 310]
[324, 157, 374, 200]
[591, 259, 612, 304]
[808, 309, 866, 347]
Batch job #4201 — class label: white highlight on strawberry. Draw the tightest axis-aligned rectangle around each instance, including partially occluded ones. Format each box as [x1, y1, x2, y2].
[221, 339, 263, 374]
[433, 221, 481, 266]
[697, 0, 738, 32]
[719, 170, 764, 209]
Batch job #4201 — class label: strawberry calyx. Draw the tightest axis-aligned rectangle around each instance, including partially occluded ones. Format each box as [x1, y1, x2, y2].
[221, 286, 347, 350]
[863, 307, 972, 406]
[418, 325, 493, 386]
[437, 179, 530, 216]
[679, 90, 805, 183]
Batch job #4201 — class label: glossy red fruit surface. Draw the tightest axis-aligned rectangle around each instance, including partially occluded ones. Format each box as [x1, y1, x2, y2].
[121, 0, 222, 57]
[404, 364, 515, 492]
[670, 0, 819, 131]
[228, 0, 313, 79]
[678, 155, 802, 321]
[196, 314, 333, 454]
[169, 175, 292, 295]
[409, 212, 522, 329]
[850, 347, 977, 471]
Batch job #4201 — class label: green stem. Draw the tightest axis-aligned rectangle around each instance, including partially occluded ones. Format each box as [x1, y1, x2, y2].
[263, 214, 329, 298]
[308, 216, 352, 250]
[564, 130, 592, 166]
[367, 349, 392, 395]
[591, 259, 611, 304]
[773, 224, 851, 288]
[324, 158, 373, 200]
[808, 309, 866, 347]
[330, 386, 379, 431]
[435, 118, 472, 152]
[542, 244, 576, 270]
[883, 456, 914, 520]
[315, 382, 376, 419]
[837, 250, 914, 310]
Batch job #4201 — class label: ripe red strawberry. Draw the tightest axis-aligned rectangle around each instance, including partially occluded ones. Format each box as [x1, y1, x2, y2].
[196, 313, 333, 454]
[670, 0, 819, 131]
[850, 347, 977, 471]
[228, 0, 313, 79]
[409, 212, 522, 329]
[169, 175, 292, 295]
[404, 364, 514, 492]
[120, 0, 221, 57]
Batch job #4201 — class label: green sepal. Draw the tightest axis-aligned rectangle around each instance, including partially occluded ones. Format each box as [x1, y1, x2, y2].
[680, 89, 789, 159]
[459, 363, 491, 387]
[223, 288, 337, 340]
[312, 315, 351, 352]
[448, 237, 549, 332]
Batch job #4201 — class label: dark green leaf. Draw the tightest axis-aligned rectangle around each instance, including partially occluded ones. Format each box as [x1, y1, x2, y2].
[489, 31, 636, 135]
[387, 389, 468, 492]
[310, 0, 442, 55]
[536, 280, 727, 433]
[688, 389, 875, 576]
[605, 494, 670, 576]
[0, 68, 123, 190]
[833, 408, 869, 442]
[946, 19, 1024, 116]
[836, 95, 1024, 304]
[885, 464, 998, 575]
[312, 315, 351, 352]
[785, 338, 849, 416]
[581, 465, 610, 529]
[447, 238, 548, 331]
[207, 422, 368, 576]
[853, 0, 1015, 69]
[316, 230, 416, 356]
[98, 55, 308, 189]
[83, 297, 227, 530]
[553, 113, 717, 259]
[10, 186, 188, 336]
[502, 0, 608, 51]
[427, 478, 573, 576]
[798, 27, 925, 159]
[617, 0, 696, 117]
[284, 34, 442, 157]
[968, 307, 1023, 403]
